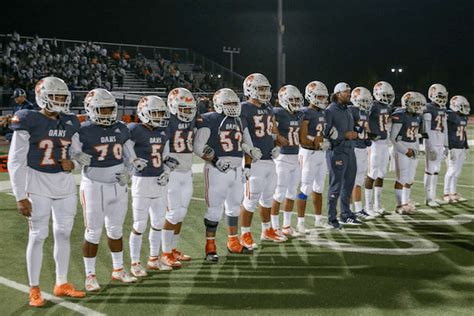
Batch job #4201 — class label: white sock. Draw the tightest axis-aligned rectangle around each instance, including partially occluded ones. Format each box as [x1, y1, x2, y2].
[149, 228, 162, 257]
[374, 186, 383, 209]
[297, 217, 305, 226]
[431, 174, 438, 199]
[395, 189, 403, 206]
[241, 226, 251, 234]
[84, 257, 96, 276]
[26, 233, 45, 286]
[283, 211, 292, 227]
[270, 215, 280, 229]
[402, 188, 410, 205]
[424, 173, 432, 200]
[111, 251, 123, 270]
[161, 229, 174, 254]
[365, 188, 374, 211]
[261, 221, 271, 231]
[404, 187, 411, 204]
[172, 233, 180, 250]
[53, 226, 71, 286]
[129, 232, 142, 263]
[314, 214, 322, 223]
[354, 201, 363, 213]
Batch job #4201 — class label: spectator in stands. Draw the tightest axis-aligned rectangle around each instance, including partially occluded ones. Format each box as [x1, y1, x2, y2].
[11, 88, 34, 112]
[116, 67, 125, 87]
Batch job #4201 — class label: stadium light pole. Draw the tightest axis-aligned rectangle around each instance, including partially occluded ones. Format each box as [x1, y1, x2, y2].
[222, 46, 240, 73]
[277, 0, 285, 87]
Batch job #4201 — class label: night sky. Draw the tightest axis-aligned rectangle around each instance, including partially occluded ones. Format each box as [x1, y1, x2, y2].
[1, 0, 473, 97]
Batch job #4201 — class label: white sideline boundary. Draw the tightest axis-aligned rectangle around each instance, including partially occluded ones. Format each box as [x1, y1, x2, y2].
[0, 276, 105, 315]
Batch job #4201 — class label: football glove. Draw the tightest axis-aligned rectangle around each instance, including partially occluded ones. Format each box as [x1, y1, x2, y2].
[242, 143, 263, 162]
[213, 157, 231, 173]
[72, 151, 92, 166]
[157, 171, 170, 186]
[271, 146, 281, 159]
[115, 168, 130, 186]
[368, 132, 381, 141]
[328, 127, 339, 140]
[131, 158, 148, 171]
[202, 145, 215, 160]
[163, 156, 180, 171]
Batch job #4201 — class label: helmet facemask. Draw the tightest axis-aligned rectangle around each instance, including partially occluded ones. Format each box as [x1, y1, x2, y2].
[89, 106, 117, 126]
[177, 104, 196, 122]
[42, 93, 71, 113]
[256, 86, 271, 103]
[222, 101, 241, 117]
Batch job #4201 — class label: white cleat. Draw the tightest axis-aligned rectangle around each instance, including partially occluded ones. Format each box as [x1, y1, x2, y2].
[85, 274, 100, 292]
[409, 200, 420, 207]
[395, 205, 412, 215]
[374, 207, 387, 215]
[296, 224, 310, 236]
[435, 198, 449, 205]
[365, 209, 381, 218]
[147, 257, 173, 271]
[112, 268, 137, 283]
[452, 193, 467, 203]
[426, 199, 441, 208]
[443, 195, 454, 203]
[282, 226, 297, 237]
[274, 228, 288, 241]
[314, 217, 326, 227]
[130, 262, 148, 277]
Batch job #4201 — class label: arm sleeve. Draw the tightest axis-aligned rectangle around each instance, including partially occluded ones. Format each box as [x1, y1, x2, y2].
[7, 130, 30, 201]
[70, 132, 83, 171]
[443, 114, 448, 147]
[242, 127, 254, 147]
[390, 123, 408, 154]
[193, 127, 211, 157]
[123, 139, 137, 162]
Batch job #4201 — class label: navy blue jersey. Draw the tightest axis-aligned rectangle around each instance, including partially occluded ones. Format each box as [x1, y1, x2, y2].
[391, 109, 421, 143]
[168, 114, 196, 154]
[324, 102, 354, 149]
[300, 106, 325, 138]
[129, 123, 168, 177]
[424, 102, 447, 133]
[240, 101, 275, 160]
[196, 112, 246, 158]
[10, 110, 80, 173]
[368, 101, 391, 140]
[446, 110, 468, 149]
[273, 107, 301, 155]
[79, 121, 130, 168]
[349, 106, 370, 149]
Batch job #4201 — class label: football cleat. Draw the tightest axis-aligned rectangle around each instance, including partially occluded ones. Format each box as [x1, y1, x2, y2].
[147, 257, 172, 271]
[172, 249, 192, 262]
[443, 194, 454, 203]
[324, 220, 342, 230]
[29, 287, 45, 307]
[395, 205, 412, 215]
[274, 228, 288, 241]
[426, 199, 441, 207]
[241, 232, 258, 250]
[282, 226, 298, 237]
[451, 193, 467, 202]
[130, 262, 148, 277]
[356, 209, 375, 220]
[205, 239, 219, 262]
[261, 227, 286, 243]
[85, 274, 100, 292]
[374, 207, 387, 215]
[314, 217, 326, 227]
[227, 236, 252, 254]
[160, 253, 182, 269]
[111, 268, 138, 283]
[53, 283, 86, 298]
[365, 209, 381, 218]
[435, 198, 449, 205]
[340, 216, 363, 226]
[409, 200, 420, 207]
[296, 224, 310, 236]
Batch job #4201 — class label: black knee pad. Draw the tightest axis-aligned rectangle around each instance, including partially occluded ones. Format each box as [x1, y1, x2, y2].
[226, 216, 238, 227]
[204, 218, 219, 232]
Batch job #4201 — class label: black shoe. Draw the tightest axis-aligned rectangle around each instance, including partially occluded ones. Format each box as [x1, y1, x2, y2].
[324, 220, 341, 229]
[340, 216, 363, 226]
[204, 252, 219, 263]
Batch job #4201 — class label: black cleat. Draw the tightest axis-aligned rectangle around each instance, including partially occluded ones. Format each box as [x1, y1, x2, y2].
[205, 252, 219, 263]
[227, 246, 253, 254]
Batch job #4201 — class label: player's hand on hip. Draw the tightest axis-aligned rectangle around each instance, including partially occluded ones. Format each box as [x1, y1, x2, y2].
[275, 134, 289, 147]
[17, 199, 32, 218]
[406, 149, 415, 158]
[271, 146, 281, 159]
[214, 158, 231, 173]
[72, 151, 92, 166]
[132, 158, 148, 171]
[157, 171, 170, 186]
[115, 169, 130, 186]
[60, 159, 75, 172]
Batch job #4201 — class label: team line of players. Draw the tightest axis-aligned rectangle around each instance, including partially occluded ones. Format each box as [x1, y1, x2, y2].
[7, 74, 470, 307]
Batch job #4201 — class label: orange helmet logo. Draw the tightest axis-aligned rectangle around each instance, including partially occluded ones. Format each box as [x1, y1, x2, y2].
[35, 79, 44, 95]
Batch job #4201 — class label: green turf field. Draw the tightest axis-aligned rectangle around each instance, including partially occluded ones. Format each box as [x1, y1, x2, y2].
[0, 148, 473, 315]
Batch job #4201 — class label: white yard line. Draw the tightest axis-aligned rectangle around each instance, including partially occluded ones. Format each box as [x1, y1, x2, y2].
[0, 276, 105, 316]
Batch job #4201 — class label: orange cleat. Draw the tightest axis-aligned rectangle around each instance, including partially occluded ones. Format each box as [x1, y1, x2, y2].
[227, 236, 252, 254]
[261, 227, 286, 243]
[54, 283, 86, 298]
[205, 239, 218, 262]
[240, 232, 256, 249]
[172, 249, 192, 261]
[160, 253, 182, 269]
[29, 287, 45, 307]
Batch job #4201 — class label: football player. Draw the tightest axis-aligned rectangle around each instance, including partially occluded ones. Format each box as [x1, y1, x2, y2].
[194, 88, 261, 262]
[73, 88, 147, 291]
[348, 87, 374, 219]
[240, 73, 289, 250]
[423, 84, 450, 207]
[443, 96, 470, 203]
[390, 92, 425, 214]
[294, 81, 330, 234]
[128, 96, 180, 276]
[8, 77, 85, 306]
[271, 85, 303, 239]
[161, 88, 197, 269]
[365, 81, 395, 217]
